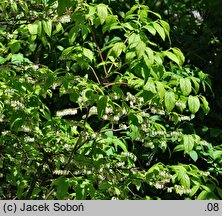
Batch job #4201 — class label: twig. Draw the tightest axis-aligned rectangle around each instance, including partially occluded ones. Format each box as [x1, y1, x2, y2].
[89, 65, 101, 84]
[26, 161, 44, 199]
[103, 82, 128, 88]
[100, 127, 129, 133]
[90, 28, 108, 76]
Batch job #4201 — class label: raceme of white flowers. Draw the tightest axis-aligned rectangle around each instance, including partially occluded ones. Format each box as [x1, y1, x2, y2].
[56, 108, 78, 117]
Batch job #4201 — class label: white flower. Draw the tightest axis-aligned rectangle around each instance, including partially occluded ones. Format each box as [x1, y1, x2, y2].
[2, 130, 10, 136]
[91, 133, 96, 139]
[130, 101, 134, 107]
[120, 124, 128, 130]
[113, 116, 119, 122]
[105, 107, 113, 114]
[102, 114, 108, 120]
[141, 124, 147, 131]
[59, 15, 71, 23]
[4, 89, 15, 94]
[77, 97, 82, 103]
[64, 144, 70, 149]
[33, 64, 40, 70]
[56, 108, 78, 116]
[89, 106, 97, 114]
[0, 114, 5, 122]
[11, 100, 25, 110]
[192, 10, 203, 21]
[138, 97, 144, 103]
[167, 187, 173, 193]
[24, 137, 35, 142]
[122, 108, 127, 115]
[21, 125, 31, 132]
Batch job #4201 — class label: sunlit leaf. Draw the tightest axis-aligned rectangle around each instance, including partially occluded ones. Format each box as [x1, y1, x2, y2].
[97, 4, 108, 24]
[164, 50, 180, 66]
[164, 91, 176, 112]
[28, 23, 38, 35]
[183, 134, 194, 153]
[153, 22, 165, 41]
[180, 78, 192, 96]
[97, 96, 108, 119]
[189, 150, 198, 162]
[188, 95, 200, 114]
[42, 20, 52, 37]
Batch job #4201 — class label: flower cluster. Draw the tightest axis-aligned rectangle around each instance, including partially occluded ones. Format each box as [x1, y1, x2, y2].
[56, 108, 78, 117]
[24, 136, 35, 142]
[53, 170, 70, 175]
[10, 100, 25, 110]
[121, 152, 137, 162]
[150, 107, 165, 115]
[59, 15, 71, 23]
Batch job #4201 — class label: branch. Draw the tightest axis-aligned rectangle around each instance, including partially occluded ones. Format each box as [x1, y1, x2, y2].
[103, 82, 128, 88]
[89, 65, 101, 84]
[26, 160, 44, 199]
[45, 108, 90, 200]
[90, 28, 108, 76]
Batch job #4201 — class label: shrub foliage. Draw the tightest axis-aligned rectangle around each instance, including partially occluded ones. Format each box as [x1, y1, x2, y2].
[0, 0, 221, 199]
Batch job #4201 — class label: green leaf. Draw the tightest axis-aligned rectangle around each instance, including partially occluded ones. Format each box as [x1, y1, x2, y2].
[143, 81, 156, 93]
[37, 20, 42, 37]
[143, 24, 156, 36]
[11, 117, 24, 131]
[153, 22, 165, 41]
[97, 96, 108, 119]
[55, 177, 68, 199]
[159, 20, 170, 41]
[0, 56, 7, 64]
[40, 107, 51, 121]
[28, 23, 38, 35]
[180, 173, 190, 189]
[200, 95, 210, 114]
[190, 77, 200, 94]
[189, 150, 198, 162]
[164, 50, 180, 66]
[128, 124, 140, 140]
[175, 98, 187, 112]
[216, 187, 222, 198]
[145, 47, 154, 64]
[113, 139, 127, 152]
[108, 42, 126, 58]
[173, 144, 184, 153]
[11, 53, 24, 64]
[9, 40, 21, 53]
[68, 26, 78, 44]
[189, 185, 200, 197]
[44, 73, 55, 90]
[97, 4, 108, 24]
[58, 0, 73, 16]
[164, 91, 176, 112]
[183, 135, 194, 153]
[180, 78, 192, 96]
[136, 40, 146, 58]
[148, 10, 161, 19]
[212, 150, 222, 160]
[188, 95, 200, 114]
[155, 81, 165, 99]
[171, 47, 185, 65]
[128, 33, 140, 48]
[42, 20, 52, 37]
[197, 191, 218, 200]
[83, 48, 94, 62]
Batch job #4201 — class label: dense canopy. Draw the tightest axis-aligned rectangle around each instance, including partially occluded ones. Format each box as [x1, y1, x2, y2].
[0, 0, 222, 200]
